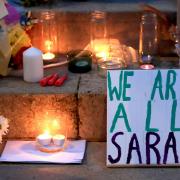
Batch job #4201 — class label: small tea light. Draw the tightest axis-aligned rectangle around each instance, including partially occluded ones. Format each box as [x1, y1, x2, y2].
[52, 134, 65, 147]
[42, 52, 55, 60]
[36, 131, 52, 146]
[96, 51, 109, 59]
[140, 64, 154, 70]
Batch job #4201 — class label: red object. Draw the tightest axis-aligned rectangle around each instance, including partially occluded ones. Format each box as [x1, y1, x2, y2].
[54, 74, 68, 86]
[47, 73, 59, 86]
[39, 74, 54, 87]
[13, 46, 30, 69]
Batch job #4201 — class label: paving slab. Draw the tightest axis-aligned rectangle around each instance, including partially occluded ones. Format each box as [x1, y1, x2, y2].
[0, 142, 180, 180]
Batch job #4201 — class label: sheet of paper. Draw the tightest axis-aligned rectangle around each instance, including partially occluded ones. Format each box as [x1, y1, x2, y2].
[0, 1, 8, 19]
[0, 140, 86, 164]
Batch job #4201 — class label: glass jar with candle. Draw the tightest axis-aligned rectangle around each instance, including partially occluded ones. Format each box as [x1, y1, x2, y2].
[90, 11, 108, 59]
[97, 56, 126, 77]
[139, 13, 158, 69]
[39, 11, 58, 61]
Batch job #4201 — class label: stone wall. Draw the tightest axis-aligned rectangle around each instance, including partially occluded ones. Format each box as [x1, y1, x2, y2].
[0, 94, 78, 139]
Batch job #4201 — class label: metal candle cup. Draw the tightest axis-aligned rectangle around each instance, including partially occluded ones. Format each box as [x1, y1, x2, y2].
[42, 52, 55, 60]
[36, 133, 52, 146]
[52, 134, 65, 147]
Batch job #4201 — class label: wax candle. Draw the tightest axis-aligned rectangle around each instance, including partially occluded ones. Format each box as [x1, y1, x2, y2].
[23, 47, 44, 82]
[36, 132, 52, 146]
[42, 52, 55, 60]
[140, 64, 154, 70]
[52, 134, 65, 147]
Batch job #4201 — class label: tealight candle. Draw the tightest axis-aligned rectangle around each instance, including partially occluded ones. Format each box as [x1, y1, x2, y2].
[36, 132, 52, 146]
[52, 134, 65, 147]
[140, 64, 154, 70]
[42, 52, 55, 60]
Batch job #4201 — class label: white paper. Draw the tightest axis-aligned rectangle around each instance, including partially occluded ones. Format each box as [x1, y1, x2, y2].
[0, 140, 86, 164]
[0, 1, 8, 19]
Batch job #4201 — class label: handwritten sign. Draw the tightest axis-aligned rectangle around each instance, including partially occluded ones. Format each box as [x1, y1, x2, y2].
[107, 69, 180, 166]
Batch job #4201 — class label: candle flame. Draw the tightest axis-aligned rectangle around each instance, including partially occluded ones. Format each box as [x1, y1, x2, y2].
[44, 129, 50, 135]
[96, 51, 108, 59]
[45, 40, 53, 51]
[52, 119, 59, 128]
[43, 40, 55, 60]
[92, 40, 110, 59]
[42, 52, 55, 60]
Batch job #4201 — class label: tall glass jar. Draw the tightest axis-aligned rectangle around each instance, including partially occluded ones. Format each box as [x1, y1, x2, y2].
[91, 11, 107, 41]
[39, 11, 58, 60]
[90, 11, 108, 58]
[139, 13, 158, 68]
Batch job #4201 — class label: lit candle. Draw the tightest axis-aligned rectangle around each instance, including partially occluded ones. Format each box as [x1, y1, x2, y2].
[23, 47, 44, 82]
[42, 52, 55, 60]
[36, 130, 52, 146]
[52, 134, 65, 147]
[96, 51, 109, 59]
[43, 40, 55, 60]
[140, 64, 154, 70]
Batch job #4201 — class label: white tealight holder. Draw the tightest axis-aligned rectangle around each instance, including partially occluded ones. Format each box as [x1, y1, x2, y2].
[52, 134, 65, 147]
[36, 133, 52, 146]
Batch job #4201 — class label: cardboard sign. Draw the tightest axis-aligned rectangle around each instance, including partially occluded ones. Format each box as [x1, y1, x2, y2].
[0, 0, 8, 19]
[107, 69, 180, 166]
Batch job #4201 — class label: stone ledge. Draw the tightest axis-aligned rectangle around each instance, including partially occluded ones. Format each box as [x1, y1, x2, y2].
[0, 67, 80, 94]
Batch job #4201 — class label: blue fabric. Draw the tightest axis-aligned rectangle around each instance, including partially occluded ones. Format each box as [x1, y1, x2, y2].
[7, 0, 25, 14]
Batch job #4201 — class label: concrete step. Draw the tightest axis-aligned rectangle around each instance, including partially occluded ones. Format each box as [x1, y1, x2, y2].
[0, 57, 178, 142]
[0, 66, 106, 141]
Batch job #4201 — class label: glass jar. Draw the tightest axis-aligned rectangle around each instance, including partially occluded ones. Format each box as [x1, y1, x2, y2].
[97, 57, 126, 77]
[139, 13, 158, 68]
[91, 11, 107, 43]
[39, 11, 58, 60]
[90, 11, 108, 57]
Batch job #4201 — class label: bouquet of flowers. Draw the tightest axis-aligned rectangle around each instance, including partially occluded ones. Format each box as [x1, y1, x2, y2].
[0, 116, 9, 144]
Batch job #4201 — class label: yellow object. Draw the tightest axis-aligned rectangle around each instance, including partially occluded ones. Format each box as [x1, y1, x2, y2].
[0, 27, 11, 76]
[8, 24, 31, 57]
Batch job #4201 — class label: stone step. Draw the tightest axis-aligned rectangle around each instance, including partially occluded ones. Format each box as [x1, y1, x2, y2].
[0, 58, 178, 141]
[0, 66, 106, 141]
